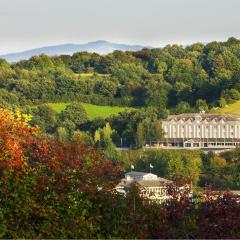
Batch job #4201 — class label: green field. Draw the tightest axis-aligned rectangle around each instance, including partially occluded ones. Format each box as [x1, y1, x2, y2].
[47, 102, 129, 120]
[213, 100, 240, 115]
[76, 73, 111, 78]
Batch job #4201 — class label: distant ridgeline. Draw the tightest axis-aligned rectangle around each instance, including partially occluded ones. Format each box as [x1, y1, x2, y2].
[0, 40, 148, 62]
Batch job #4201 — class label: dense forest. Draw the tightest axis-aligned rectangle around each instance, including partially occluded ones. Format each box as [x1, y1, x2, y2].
[1, 37, 240, 109]
[1, 37, 240, 148]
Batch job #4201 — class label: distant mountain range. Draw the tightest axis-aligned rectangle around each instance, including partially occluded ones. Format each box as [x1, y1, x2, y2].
[0, 40, 150, 62]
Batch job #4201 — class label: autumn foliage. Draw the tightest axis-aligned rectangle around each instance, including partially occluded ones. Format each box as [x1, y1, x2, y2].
[0, 109, 122, 238]
[0, 108, 240, 238]
[0, 109, 37, 170]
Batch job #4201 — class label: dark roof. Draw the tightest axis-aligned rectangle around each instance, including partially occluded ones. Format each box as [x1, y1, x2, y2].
[138, 178, 172, 187]
[163, 113, 240, 122]
[125, 171, 151, 176]
[117, 178, 173, 189]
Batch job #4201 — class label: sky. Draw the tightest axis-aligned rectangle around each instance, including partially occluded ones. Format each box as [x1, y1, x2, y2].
[0, 0, 240, 54]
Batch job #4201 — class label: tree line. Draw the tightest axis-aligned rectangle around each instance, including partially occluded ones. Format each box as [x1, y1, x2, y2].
[120, 148, 240, 190]
[1, 37, 240, 112]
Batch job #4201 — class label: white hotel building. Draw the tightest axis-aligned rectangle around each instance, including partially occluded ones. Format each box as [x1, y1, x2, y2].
[116, 171, 172, 203]
[160, 113, 240, 149]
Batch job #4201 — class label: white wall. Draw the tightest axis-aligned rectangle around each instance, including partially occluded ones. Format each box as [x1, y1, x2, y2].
[162, 116, 240, 139]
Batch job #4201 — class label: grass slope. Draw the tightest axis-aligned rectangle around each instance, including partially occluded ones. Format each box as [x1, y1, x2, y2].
[48, 102, 129, 120]
[76, 73, 111, 78]
[213, 100, 240, 115]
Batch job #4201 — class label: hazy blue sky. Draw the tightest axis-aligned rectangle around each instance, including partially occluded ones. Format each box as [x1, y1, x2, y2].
[0, 0, 240, 54]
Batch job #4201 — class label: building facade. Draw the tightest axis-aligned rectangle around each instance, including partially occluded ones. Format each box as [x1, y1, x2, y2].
[160, 113, 240, 149]
[116, 171, 172, 203]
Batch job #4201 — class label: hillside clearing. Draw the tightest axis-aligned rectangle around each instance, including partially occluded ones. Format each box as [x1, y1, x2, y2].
[47, 102, 129, 120]
[212, 100, 240, 115]
[76, 73, 111, 78]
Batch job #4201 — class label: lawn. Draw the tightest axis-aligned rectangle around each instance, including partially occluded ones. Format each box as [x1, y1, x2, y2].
[213, 100, 240, 115]
[47, 102, 129, 120]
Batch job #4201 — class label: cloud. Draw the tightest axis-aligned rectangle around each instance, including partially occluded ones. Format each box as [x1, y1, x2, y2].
[0, 10, 14, 16]
[0, 10, 32, 17]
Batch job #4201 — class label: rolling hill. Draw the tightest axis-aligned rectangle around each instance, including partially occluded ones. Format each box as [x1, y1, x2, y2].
[0, 40, 149, 62]
[213, 100, 240, 115]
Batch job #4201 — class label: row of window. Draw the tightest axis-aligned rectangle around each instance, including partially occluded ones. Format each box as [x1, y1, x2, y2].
[185, 142, 240, 147]
[166, 125, 238, 138]
[166, 125, 237, 131]
[145, 187, 167, 195]
[169, 133, 235, 138]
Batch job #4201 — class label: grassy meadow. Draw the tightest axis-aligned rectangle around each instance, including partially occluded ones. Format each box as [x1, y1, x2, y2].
[76, 73, 111, 78]
[47, 102, 129, 120]
[213, 100, 240, 116]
